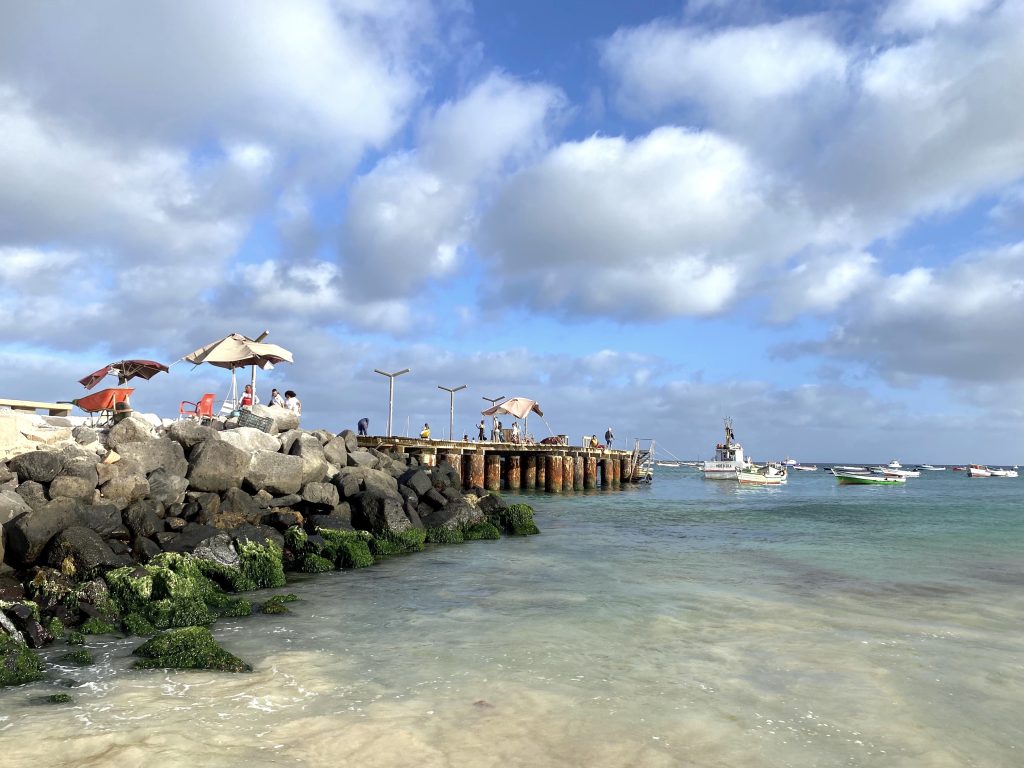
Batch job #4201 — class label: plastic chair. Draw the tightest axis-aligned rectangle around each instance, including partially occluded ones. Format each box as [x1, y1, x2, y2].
[180, 393, 216, 421]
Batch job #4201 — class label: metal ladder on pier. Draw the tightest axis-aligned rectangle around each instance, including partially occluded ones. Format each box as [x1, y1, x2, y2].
[630, 438, 655, 483]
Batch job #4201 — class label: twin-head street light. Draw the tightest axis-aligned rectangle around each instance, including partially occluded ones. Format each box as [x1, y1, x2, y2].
[374, 368, 410, 437]
[482, 394, 505, 441]
[438, 385, 467, 440]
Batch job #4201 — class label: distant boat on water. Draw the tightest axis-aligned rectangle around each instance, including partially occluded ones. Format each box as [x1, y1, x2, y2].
[701, 418, 752, 480]
[919, 464, 945, 471]
[835, 471, 906, 485]
[737, 463, 788, 485]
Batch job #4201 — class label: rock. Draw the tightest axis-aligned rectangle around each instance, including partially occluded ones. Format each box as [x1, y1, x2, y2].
[15, 481, 48, 510]
[0, 631, 45, 684]
[267, 493, 302, 508]
[441, 486, 463, 503]
[133, 535, 163, 561]
[213, 488, 265, 529]
[323, 436, 348, 468]
[132, 626, 251, 672]
[350, 490, 412, 536]
[219, 427, 281, 454]
[277, 429, 302, 455]
[154, 531, 178, 548]
[192, 532, 240, 569]
[165, 421, 220, 451]
[0, 490, 32, 567]
[3, 602, 52, 649]
[106, 415, 155, 450]
[118, 439, 188, 477]
[335, 466, 402, 503]
[47, 475, 97, 503]
[161, 523, 220, 553]
[264, 510, 304, 531]
[251, 404, 299, 434]
[418, 499, 484, 531]
[164, 517, 187, 532]
[308, 509, 354, 532]
[399, 468, 434, 497]
[72, 425, 99, 445]
[146, 468, 189, 506]
[244, 451, 303, 496]
[59, 456, 99, 481]
[124, 499, 164, 539]
[3, 498, 84, 566]
[346, 450, 379, 469]
[76, 504, 123, 537]
[230, 524, 285, 551]
[289, 434, 330, 486]
[99, 472, 150, 507]
[186, 440, 250, 493]
[45, 526, 127, 575]
[422, 488, 448, 509]
[339, 429, 358, 452]
[300, 481, 339, 508]
[9, 450, 62, 483]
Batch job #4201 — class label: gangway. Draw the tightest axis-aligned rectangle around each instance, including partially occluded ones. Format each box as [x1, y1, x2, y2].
[630, 438, 656, 483]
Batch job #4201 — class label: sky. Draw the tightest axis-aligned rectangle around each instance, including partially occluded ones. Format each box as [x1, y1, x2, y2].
[1, 0, 1023, 464]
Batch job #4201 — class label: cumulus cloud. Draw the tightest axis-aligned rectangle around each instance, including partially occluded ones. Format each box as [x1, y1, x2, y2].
[879, 0, 997, 33]
[340, 73, 564, 299]
[769, 252, 878, 321]
[816, 242, 1024, 382]
[478, 126, 817, 318]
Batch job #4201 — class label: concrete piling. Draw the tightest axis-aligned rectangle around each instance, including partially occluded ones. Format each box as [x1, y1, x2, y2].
[485, 454, 501, 491]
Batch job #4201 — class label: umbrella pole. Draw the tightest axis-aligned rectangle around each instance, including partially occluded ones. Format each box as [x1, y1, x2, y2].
[251, 365, 257, 405]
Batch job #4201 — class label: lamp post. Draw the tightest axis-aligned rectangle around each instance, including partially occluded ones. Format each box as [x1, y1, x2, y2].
[482, 394, 505, 441]
[374, 368, 410, 438]
[438, 384, 467, 440]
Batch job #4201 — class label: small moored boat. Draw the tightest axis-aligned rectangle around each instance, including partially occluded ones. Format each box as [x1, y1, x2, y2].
[835, 471, 906, 485]
[967, 464, 992, 478]
[737, 464, 788, 485]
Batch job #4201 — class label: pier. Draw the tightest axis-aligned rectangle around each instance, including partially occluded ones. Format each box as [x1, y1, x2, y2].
[357, 436, 653, 492]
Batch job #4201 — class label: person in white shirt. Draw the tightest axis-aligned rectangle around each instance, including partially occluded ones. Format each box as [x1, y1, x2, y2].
[270, 388, 285, 407]
[284, 390, 301, 413]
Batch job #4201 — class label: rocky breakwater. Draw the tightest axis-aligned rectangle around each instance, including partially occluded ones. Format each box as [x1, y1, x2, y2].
[1, 407, 539, 690]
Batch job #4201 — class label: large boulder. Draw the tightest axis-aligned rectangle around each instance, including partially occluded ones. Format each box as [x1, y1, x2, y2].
[346, 450, 379, 469]
[335, 466, 401, 503]
[47, 474, 97, 503]
[213, 488, 265, 529]
[244, 451, 303, 496]
[124, 499, 164, 539]
[192, 531, 240, 569]
[165, 421, 220, 451]
[72, 425, 100, 445]
[350, 490, 412, 536]
[187, 440, 250, 493]
[15, 481, 48, 510]
[147, 468, 189, 506]
[300, 481, 340, 509]
[8, 450, 62, 483]
[76, 504, 123, 537]
[98, 459, 150, 507]
[251, 404, 299, 434]
[117, 438, 188, 477]
[2, 498, 84, 566]
[339, 429, 358, 452]
[0, 489, 33, 567]
[399, 468, 434, 497]
[162, 523, 220, 553]
[323, 436, 348, 468]
[106, 415, 155, 450]
[419, 499, 484, 531]
[219, 427, 281, 454]
[45, 526, 127, 575]
[289, 434, 330, 486]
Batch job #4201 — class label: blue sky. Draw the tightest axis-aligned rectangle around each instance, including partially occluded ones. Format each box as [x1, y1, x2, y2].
[1, 0, 1023, 463]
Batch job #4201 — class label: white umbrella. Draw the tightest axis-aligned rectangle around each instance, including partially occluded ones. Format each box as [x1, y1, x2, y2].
[481, 397, 544, 436]
[184, 332, 293, 405]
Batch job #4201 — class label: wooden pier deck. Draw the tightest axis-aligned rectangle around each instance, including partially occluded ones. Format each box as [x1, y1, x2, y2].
[357, 436, 649, 493]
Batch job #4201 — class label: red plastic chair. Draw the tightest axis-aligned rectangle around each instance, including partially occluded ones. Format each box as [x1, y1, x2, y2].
[180, 393, 216, 421]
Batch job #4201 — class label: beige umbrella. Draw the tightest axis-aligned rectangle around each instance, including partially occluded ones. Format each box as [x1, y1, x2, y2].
[481, 397, 543, 436]
[184, 332, 293, 405]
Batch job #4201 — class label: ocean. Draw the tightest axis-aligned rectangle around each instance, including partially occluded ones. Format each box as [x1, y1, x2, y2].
[1, 468, 1022, 767]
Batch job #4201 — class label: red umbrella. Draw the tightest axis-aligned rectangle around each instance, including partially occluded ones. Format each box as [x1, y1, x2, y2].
[79, 359, 169, 390]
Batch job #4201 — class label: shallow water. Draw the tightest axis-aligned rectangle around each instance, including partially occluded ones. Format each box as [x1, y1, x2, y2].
[2, 469, 1022, 767]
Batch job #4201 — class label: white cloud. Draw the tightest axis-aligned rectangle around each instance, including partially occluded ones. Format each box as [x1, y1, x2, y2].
[879, 0, 997, 33]
[478, 126, 813, 318]
[770, 252, 879, 320]
[601, 17, 848, 116]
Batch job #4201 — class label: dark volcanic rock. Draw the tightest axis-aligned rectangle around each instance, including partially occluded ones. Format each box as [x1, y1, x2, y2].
[399, 468, 433, 497]
[117, 438, 188, 478]
[77, 504, 122, 537]
[5, 602, 52, 648]
[419, 499, 483, 531]
[9, 450, 63, 484]
[300, 482, 339, 508]
[47, 474, 96, 503]
[3, 498, 84, 566]
[289, 434, 330, 486]
[15, 481, 48, 510]
[350, 491, 412, 536]
[161, 523, 220, 553]
[307, 513, 355, 532]
[72, 425, 100, 445]
[45, 526, 127, 574]
[339, 429, 358, 452]
[124, 499, 164, 538]
[422, 488, 448, 509]
[214, 488, 265, 529]
[322, 436, 348, 468]
[147, 468, 189, 506]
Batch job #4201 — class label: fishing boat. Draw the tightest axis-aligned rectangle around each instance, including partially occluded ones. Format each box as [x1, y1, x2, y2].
[919, 464, 946, 471]
[871, 466, 920, 478]
[967, 465, 992, 477]
[701, 418, 753, 480]
[783, 458, 818, 471]
[989, 468, 1019, 478]
[835, 471, 906, 485]
[737, 464, 788, 485]
[655, 461, 681, 468]
[833, 465, 868, 472]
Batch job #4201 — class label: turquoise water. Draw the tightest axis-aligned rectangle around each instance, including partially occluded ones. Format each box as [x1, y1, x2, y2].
[2, 469, 1022, 767]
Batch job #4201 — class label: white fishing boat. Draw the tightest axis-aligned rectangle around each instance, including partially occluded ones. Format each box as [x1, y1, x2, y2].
[737, 463, 788, 485]
[919, 464, 946, 471]
[871, 466, 920, 478]
[835, 471, 906, 485]
[967, 464, 992, 477]
[655, 461, 681, 468]
[989, 467, 1019, 478]
[701, 418, 752, 480]
[783, 458, 818, 471]
[833, 465, 867, 472]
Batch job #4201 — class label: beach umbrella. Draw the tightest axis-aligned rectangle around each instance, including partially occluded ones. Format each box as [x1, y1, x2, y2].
[184, 332, 293, 404]
[79, 359, 169, 390]
[481, 397, 544, 435]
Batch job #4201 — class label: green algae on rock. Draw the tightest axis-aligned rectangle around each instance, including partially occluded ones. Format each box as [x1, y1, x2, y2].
[317, 528, 374, 569]
[260, 593, 298, 614]
[59, 649, 93, 666]
[464, 520, 501, 540]
[369, 527, 426, 557]
[80, 617, 118, 635]
[491, 503, 541, 536]
[132, 626, 251, 672]
[0, 633, 45, 687]
[426, 526, 465, 545]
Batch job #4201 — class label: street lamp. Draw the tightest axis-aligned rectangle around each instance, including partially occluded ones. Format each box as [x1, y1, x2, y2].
[482, 394, 505, 441]
[438, 384, 467, 440]
[374, 368, 410, 437]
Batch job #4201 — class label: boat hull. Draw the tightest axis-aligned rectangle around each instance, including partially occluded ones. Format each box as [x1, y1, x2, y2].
[835, 472, 906, 485]
[737, 470, 787, 485]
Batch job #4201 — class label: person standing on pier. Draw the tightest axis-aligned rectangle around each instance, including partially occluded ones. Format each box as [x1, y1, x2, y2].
[511, 421, 520, 443]
[605, 427, 614, 448]
[420, 422, 431, 439]
[357, 417, 369, 436]
[477, 419, 486, 441]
